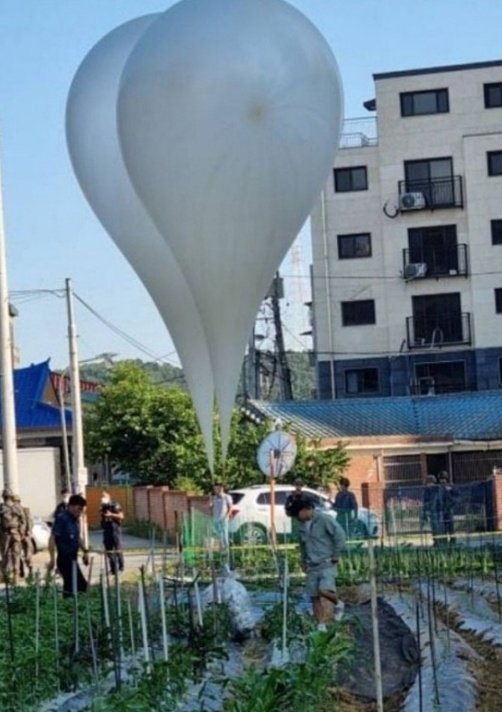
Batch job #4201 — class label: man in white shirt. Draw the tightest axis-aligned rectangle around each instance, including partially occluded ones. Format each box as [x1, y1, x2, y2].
[211, 482, 233, 550]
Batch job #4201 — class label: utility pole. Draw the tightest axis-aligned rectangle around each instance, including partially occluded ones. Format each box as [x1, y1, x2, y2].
[247, 325, 265, 400]
[246, 328, 257, 400]
[271, 272, 293, 400]
[0, 155, 19, 493]
[65, 278, 87, 493]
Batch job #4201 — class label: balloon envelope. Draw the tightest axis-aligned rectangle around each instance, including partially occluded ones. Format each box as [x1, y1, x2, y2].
[117, 0, 343, 454]
[66, 15, 216, 469]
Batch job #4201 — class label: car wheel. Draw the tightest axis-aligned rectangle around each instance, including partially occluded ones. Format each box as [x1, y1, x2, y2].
[237, 523, 268, 546]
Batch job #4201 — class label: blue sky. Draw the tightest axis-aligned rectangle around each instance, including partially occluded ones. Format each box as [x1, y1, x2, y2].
[1, 0, 501, 369]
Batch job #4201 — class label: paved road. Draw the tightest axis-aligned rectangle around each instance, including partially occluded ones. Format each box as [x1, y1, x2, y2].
[31, 529, 177, 584]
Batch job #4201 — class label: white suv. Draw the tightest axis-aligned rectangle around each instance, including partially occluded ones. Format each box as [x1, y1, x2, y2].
[228, 484, 379, 545]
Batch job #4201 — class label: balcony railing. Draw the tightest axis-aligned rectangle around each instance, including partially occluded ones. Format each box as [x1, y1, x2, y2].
[339, 117, 378, 149]
[402, 244, 469, 279]
[409, 379, 473, 395]
[406, 312, 472, 349]
[398, 175, 464, 210]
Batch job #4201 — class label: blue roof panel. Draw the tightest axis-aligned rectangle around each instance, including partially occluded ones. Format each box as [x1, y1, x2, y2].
[252, 390, 502, 441]
[7, 361, 72, 431]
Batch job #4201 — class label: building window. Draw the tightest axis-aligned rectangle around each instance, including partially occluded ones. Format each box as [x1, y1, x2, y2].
[495, 288, 502, 313]
[414, 361, 466, 394]
[488, 151, 502, 176]
[334, 166, 368, 192]
[337, 233, 372, 259]
[492, 220, 502, 245]
[407, 225, 460, 275]
[341, 299, 375, 326]
[410, 292, 464, 345]
[404, 157, 455, 208]
[400, 88, 449, 117]
[484, 82, 502, 108]
[345, 368, 379, 395]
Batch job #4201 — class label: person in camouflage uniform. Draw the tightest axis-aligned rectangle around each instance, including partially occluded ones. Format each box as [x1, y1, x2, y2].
[13, 494, 33, 579]
[0, 490, 23, 583]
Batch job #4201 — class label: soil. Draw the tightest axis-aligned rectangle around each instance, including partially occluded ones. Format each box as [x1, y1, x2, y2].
[329, 582, 502, 712]
[434, 602, 502, 712]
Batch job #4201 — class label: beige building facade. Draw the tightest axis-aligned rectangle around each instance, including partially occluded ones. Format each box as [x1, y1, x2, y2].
[311, 60, 502, 400]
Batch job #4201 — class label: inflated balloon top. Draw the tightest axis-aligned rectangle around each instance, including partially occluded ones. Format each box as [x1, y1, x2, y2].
[67, 0, 343, 468]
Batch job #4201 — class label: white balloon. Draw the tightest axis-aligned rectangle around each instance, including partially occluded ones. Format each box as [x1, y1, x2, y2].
[117, 0, 343, 455]
[66, 15, 216, 469]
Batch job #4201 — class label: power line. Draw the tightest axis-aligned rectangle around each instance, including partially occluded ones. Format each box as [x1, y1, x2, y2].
[72, 292, 181, 368]
[10, 286, 182, 368]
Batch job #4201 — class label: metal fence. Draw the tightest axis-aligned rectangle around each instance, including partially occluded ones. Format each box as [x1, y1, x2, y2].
[383, 480, 494, 538]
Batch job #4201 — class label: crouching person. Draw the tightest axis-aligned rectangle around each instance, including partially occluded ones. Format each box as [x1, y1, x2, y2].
[291, 494, 346, 632]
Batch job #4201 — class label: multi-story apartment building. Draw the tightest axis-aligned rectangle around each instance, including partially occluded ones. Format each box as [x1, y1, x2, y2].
[311, 59, 502, 400]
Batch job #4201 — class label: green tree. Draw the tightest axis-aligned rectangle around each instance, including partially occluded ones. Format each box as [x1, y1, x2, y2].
[85, 361, 270, 491]
[289, 434, 350, 489]
[216, 413, 270, 490]
[85, 362, 206, 486]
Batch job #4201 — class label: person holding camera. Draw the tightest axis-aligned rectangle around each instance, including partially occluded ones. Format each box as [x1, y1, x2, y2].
[100, 491, 124, 575]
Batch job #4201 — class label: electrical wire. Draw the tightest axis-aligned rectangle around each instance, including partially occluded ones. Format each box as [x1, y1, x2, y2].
[72, 292, 181, 368]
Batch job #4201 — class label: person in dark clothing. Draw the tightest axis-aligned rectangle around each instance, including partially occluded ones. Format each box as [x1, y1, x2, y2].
[100, 491, 124, 575]
[285, 479, 305, 517]
[48, 494, 89, 597]
[333, 477, 358, 537]
[285, 479, 307, 539]
[52, 488, 70, 523]
[438, 471, 458, 545]
[422, 474, 443, 545]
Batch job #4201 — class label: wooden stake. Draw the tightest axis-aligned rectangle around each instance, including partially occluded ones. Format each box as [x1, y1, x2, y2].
[127, 599, 136, 658]
[368, 539, 384, 712]
[159, 573, 169, 662]
[35, 571, 40, 684]
[138, 580, 151, 670]
[72, 560, 80, 655]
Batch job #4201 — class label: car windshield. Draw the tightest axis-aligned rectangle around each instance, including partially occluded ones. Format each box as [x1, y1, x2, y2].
[230, 493, 245, 504]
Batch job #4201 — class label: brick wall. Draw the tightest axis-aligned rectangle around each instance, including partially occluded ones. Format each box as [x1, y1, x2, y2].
[344, 452, 381, 506]
[163, 491, 189, 535]
[149, 486, 170, 530]
[492, 471, 502, 530]
[129, 487, 197, 537]
[361, 482, 385, 519]
[133, 486, 154, 522]
[189, 495, 211, 516]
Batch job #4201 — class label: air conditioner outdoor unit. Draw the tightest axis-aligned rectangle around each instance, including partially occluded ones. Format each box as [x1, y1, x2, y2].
[404, 262, 428, 279]
[400, 191, 426, 210]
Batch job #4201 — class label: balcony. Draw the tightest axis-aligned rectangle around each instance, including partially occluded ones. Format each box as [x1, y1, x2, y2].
[402, 244, 469, 279]
[339, 117, 378, 149]
[398, 175, 464, 211]
[406, 313, 472, 349]
[409, 379, 473, 395]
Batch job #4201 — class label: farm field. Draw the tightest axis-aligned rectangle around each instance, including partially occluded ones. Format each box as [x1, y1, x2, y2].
[2, 541, 502, 711]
